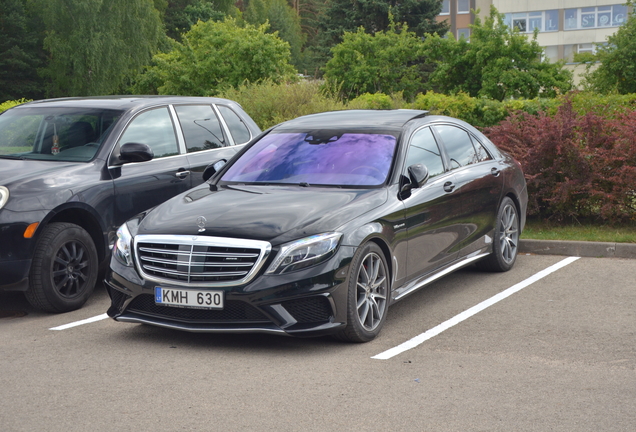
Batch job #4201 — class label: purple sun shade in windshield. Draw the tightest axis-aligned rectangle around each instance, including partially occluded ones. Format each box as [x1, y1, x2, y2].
[222, 132, 397, 186]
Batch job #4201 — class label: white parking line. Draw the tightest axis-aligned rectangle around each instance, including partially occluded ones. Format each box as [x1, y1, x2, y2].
[49, 313, 109, 331]
[372, 256, 581, 360]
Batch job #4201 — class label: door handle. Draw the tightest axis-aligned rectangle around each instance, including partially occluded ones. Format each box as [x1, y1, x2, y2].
[175, 170, 190, 179]
[491, 167, 501, 177]
[443, 181, 455, 193]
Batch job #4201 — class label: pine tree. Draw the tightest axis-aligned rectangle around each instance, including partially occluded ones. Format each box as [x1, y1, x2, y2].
[0, 0, 46, 102]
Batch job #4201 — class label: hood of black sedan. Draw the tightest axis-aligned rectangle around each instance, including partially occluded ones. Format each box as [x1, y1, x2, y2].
[137, 184, 388, 245]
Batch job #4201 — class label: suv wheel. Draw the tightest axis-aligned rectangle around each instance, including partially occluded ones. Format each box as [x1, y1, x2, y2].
[26, 222, 98, 313]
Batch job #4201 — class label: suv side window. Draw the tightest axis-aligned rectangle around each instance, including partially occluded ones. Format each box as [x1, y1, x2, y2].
[405, 127, 445, 178]
[218, 105, 251, 145]
[119, 107, 178, 158]
[434, 125, 477, 169]
[174, 105, 226, 152]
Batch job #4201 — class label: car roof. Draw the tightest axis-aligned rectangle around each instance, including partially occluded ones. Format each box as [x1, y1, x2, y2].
[14, 96, 241, 111]
[273, 109, 429, 132]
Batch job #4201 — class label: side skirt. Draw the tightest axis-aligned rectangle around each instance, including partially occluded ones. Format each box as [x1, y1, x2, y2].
[392, 252, 490, 302]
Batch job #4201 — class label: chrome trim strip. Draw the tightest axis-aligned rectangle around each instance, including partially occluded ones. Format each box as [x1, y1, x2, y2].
[115, 315, 287, 335]
[139, 256, 255, 268]
[134, 234, 271, 288]
[138, 247, 259, 258]
[394, 252, 489, 301]
[141, 265, 248, 278]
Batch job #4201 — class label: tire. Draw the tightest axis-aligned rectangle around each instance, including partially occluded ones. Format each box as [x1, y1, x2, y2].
[477, 197, 520, 272]
[334, 242, 390, 343]
[25, 222, 98, 313]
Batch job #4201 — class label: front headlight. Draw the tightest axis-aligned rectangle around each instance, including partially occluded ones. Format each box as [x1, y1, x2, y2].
[266, 232, 342, 275]
[113, 223, 133, 266]
[0, 186, 9, 209]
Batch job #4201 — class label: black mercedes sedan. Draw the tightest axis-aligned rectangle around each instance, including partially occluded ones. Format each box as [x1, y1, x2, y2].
[0, 96, 261, 312]
[106, 109, 527, 342]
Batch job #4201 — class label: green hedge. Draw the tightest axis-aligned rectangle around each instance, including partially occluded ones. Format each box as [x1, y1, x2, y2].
[223, 81, 636, 130]
[0, 99, 30, 113]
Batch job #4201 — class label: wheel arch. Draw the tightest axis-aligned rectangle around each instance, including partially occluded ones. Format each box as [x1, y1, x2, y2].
[504, 191, 524, 233]
[365, 236, 394, 290]
[38, 204, 108, 263]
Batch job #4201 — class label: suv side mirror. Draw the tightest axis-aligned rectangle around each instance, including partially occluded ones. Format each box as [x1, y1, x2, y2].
[202, 159, 227, 182]
[119, 143, 154, 164]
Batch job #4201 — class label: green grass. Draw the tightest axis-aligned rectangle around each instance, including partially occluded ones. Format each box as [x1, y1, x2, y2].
[522, 218, 636, 243]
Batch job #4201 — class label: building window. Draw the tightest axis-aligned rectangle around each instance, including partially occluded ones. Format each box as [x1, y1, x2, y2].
[563, 43, 606, 62]
[505, 10, 558, 33]
[565, 5, 628, 30]
[543, 46, 559, 63]
[457, 28, 470, 40]
[458, 0, 470, 14]
[440, 0, 450, 15]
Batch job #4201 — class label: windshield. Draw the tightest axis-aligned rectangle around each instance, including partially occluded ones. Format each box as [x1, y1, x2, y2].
[0, 106, 123, 162]
[221, 131, 398, 187]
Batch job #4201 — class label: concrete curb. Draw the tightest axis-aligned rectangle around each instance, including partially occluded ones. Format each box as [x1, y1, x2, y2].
[519, 239, 636, 259]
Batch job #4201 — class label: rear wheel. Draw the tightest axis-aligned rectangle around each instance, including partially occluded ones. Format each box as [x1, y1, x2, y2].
[25, 222, 98, 313]
[334, 242, 390, 343]
[477, 197, 519, 272]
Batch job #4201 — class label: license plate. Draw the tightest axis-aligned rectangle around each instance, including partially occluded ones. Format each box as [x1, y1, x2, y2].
[155, 287, 224, 310]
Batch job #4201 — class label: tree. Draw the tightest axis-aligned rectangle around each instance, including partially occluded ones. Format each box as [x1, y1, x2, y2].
[316, 0, 447, 49]
[132, 18, 297, 96]
[582, 11, 636, 94]
[423, 6, 572, 101]
[323, 23, 428, 100]
[163, 0, 236, 41]
[0, 0, 46, 102]
[244, 0, 305, 67]
[34, 0, 165, 97]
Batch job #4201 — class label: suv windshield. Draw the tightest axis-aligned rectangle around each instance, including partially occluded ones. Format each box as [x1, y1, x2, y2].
[0, 106, 123, 162]
[221, 131, 398, 187]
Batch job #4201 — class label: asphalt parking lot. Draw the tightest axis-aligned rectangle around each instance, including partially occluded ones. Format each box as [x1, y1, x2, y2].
[1, 253, 634, 432]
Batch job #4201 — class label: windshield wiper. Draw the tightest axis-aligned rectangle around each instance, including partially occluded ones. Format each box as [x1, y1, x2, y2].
[0, 155, 25, 160]
[298, 182, 310, 187]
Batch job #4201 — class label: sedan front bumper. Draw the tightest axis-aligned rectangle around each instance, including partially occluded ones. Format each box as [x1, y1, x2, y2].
[105, 245, 356, 337]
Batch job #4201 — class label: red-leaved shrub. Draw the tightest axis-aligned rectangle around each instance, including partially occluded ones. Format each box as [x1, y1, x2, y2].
[485, 100, 636, 223]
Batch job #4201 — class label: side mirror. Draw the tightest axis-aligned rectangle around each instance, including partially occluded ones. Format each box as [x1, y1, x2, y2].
[407, 163, 429, 188]
[119, 143, 154, 163]
[202, 159, 227, 182]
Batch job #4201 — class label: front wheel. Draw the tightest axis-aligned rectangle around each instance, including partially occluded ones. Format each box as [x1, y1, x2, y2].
[25, 222, 98, 313]
[334, 242, 390, 343]
[477, 197, 519, 272]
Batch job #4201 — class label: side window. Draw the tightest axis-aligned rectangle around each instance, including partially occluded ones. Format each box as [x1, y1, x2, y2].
[405, 127, 445, 178]
[434, 125, 477, 169]
[174, 105, 226, 152]
[118, 107, 178, 158]
[470, 135, 493, 162]
[217, 105, 251, 145]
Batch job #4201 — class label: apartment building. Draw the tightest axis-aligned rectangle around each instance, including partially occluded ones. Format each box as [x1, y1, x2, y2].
[437, 1, 632, 82]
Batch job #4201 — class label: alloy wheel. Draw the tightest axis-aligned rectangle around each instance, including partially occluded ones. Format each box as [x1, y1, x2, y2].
[499, 204, 519, 264]
[355, 252, 388, 331]
[51, 241, 91, 298]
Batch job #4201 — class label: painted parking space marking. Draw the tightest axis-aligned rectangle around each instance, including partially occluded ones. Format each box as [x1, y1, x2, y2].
[372, 256, 580, 360]
[49, 313, 109, 331]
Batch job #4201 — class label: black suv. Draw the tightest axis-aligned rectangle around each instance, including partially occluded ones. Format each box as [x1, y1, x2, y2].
[0, 96, 261, 312]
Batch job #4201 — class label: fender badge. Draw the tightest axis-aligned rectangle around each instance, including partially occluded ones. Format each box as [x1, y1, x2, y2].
[196, 216, 207, 232]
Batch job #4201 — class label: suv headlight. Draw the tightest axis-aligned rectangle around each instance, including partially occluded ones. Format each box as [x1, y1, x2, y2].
[266, 232, 342, 275]
[113, 223, 133, 266]
[0, 186, 8, 209]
